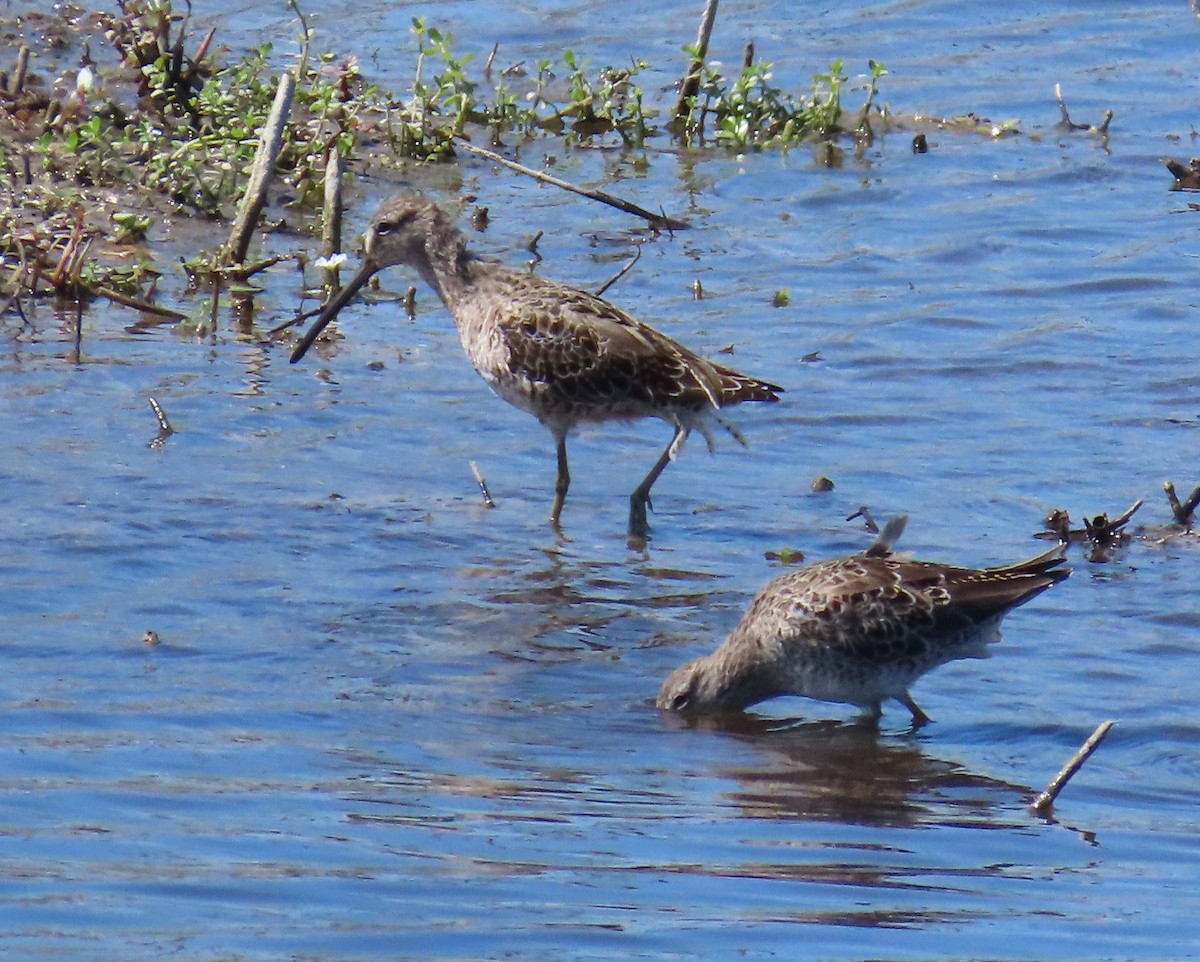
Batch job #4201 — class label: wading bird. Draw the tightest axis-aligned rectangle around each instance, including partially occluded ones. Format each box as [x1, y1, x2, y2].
[657, 517, 1068, 724]
[290, 192, 782, 536]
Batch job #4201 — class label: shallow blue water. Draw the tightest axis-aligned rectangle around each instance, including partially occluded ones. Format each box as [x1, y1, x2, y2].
[4, 0, 1200, 958]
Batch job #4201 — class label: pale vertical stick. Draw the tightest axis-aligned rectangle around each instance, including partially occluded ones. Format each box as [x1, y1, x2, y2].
[224, 71, 296, 265]
[12, 45, 30, 94]
[470, 461, 496, 508]
[321, 150, 344, 289]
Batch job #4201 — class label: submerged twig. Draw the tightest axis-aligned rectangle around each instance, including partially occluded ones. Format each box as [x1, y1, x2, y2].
[1032, 720, 1114, 814]
[69, 297, 82, 361]
[1054, 83, 1112, 135]
[846, 505, 879, 534]
[452, 138, 688, 230]
[594, 245, 641, 298]
[93, 285, 187, 320]
[266, 300, 325, 338]
[208, 268, 219, 332]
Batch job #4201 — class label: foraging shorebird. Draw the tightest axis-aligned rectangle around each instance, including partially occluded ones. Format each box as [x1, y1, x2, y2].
[657, 517, 1069, 724]
[290, 192, 782, 536]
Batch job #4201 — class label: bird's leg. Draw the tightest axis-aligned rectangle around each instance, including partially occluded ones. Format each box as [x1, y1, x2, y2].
[853, 701, 883, 729]
[629, 424, 686, 536]
[550, 435, 570, 526]
[898, 693, 931, 727]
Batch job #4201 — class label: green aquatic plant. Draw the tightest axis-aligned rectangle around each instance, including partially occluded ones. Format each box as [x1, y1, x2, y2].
[407, 17, 474, 154]
[112, 211, 154, 243]
[558, 49, 654, 145]
[1, 1, 889, 309]
[686, 55, 882, 149]
[9, 3, 888, 220]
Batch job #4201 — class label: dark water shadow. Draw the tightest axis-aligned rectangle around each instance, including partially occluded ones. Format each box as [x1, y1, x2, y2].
[660, 710, 1033, 831]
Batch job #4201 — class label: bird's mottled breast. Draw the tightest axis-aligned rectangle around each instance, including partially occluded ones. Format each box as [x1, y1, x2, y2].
[445, 265, 740, 428]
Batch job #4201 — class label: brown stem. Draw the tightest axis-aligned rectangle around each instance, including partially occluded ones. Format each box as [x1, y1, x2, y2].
[452, 138, 687, 230]
[674, 0, 720, 122]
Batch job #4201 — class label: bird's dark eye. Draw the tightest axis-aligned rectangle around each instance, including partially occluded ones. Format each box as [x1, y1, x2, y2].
[375, 211, 417, 237]
[671, 691, 690, 711]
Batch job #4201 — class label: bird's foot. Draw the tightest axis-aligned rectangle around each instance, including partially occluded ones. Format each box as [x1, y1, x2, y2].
[628, 492, 653, 538]
[898, 693, 931, 728]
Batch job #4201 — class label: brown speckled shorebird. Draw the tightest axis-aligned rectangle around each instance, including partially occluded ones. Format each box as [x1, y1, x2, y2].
[657, 517, 1069, 724]
[291, 192, 782, 535]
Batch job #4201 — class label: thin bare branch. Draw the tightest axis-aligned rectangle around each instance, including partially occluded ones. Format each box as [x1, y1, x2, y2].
[1032, 720, 1114, 813]
[92, 285, 187, 320]
[674, 0, 720, 122]
[224, 71, 296, 265]
[452, 138, 688, 230]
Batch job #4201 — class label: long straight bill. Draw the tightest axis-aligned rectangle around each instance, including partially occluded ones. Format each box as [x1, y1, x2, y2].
[290, 260, 379, 363]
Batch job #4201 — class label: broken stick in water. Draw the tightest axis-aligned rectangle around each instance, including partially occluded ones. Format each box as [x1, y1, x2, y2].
[846, 505, 879, 534]
[321, 148, 344, 290]
[470, 461, 496, 508]
[1032, 720, 1114, 814]
[147, 396, 175, 449]
[223, 71, 296, 266]
[594, 245, 641, 298]
[451, 138, 687, 231]
[674, 0, 719, 122]
[1163, 480, 1200, 526]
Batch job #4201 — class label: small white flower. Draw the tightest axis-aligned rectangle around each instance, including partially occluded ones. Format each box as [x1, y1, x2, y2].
[314, 253, 348, 269]
[76, 65, 94, 94]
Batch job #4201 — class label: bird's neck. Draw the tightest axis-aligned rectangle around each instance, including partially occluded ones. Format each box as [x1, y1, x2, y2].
[416, 238, 476, 312]
[702, 639, 780, 711]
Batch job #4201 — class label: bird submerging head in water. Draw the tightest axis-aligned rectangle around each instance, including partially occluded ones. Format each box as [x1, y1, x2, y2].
[290, 192, 782, 536]
[657, 517, 1069, 724]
